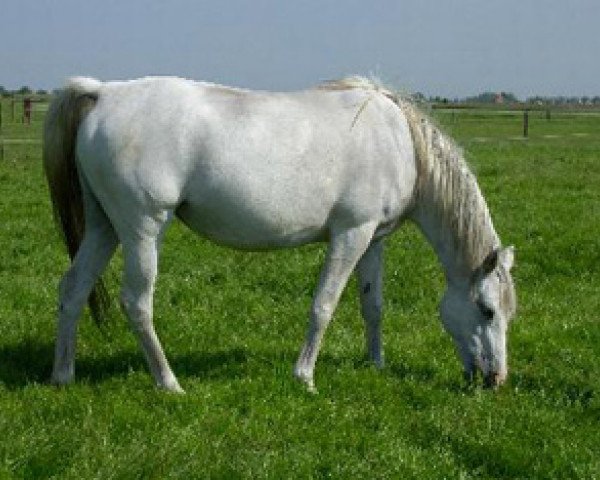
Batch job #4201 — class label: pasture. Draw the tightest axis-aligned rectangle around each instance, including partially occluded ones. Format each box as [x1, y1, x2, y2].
[0, 97, 599, 478]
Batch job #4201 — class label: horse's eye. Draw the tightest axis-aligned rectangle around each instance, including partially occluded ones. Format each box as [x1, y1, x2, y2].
[477, 301, 494, 320]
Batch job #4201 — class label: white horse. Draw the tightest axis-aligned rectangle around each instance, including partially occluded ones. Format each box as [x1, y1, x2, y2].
[44, 76, 516, 393]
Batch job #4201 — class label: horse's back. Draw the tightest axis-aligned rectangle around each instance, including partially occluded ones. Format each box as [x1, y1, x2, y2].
[76, 77, 417, 247]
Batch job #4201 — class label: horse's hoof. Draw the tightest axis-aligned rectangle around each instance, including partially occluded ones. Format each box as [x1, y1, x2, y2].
[373, 357, 385, 370]
[50, 371, 74, 387]
[293, 369, 318, 394]
[306, 383, 318, 395]
[50, 380, 69, 388]
[159, 380, 186, 394]
[299, 378, 318, 394]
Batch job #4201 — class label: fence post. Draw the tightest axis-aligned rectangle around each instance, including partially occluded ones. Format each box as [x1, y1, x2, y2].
[523, 109, 529, 138]
[23, 97, 32, 125]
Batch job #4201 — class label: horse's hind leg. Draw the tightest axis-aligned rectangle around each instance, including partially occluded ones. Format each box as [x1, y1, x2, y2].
[356, 239, 384, 368]
[120, 231, 183, 393]
[52, 192, 118, 385]
[294, 222, 376, 392]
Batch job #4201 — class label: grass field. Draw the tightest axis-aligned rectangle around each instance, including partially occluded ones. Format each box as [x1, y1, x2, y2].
[0, 99, 599, 478]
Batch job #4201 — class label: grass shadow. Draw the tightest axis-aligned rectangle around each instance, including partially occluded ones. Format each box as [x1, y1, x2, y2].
[0, 337, 54, 388]
[0, 339, 467, 394]
[76, 348, 252, 384]
[0, 337, 251, 389]
[170, 347, 249, 381]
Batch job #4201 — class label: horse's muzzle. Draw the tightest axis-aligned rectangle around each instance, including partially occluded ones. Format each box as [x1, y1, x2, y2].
[483, 371, 507, 389]
[464, 368, 507, 389]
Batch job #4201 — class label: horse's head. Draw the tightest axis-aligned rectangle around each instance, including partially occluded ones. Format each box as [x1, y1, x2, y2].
[440, 246, 517, 388]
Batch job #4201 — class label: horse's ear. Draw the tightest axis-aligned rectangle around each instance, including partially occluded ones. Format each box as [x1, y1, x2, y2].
[481, 249, 499, 275]
[499, 245, 515, 271]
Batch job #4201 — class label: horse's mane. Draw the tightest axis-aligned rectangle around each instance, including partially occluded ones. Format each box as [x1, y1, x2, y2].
[319, 76, 500, 270]
[407, 107, 500, 270]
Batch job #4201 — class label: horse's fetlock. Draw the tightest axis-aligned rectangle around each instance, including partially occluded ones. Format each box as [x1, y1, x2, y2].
[311, 303, 333, 323]
[51, 366, 75, 386]
[127, 313, 150, 331]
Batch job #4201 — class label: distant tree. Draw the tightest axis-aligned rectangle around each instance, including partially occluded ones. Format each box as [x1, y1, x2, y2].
[18, 86, 32, 95]
[592, 96, 600, 105]
[0, 85, 6, 96]
[464, 92, 496, 103]
[527, 96, 544, 105]
[554, 96, 566, 105]
[464, 91, 520, 104]
[500, 92, 519, 103]
[36, 89, 48, 95]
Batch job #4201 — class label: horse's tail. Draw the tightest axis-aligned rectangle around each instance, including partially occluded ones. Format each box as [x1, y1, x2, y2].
[43, 77, 111, 325]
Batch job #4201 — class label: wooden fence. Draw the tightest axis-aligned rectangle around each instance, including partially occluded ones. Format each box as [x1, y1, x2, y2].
[0, 97, 48, 161]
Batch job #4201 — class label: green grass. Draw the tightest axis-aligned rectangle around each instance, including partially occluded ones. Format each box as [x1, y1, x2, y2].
[0, 104, 599, 479]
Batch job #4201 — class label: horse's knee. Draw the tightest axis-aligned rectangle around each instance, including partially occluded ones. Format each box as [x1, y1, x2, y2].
[120, 291, 151, 330]
[311, 303, 334, 329]
[58, 268, 77, 298]
[120, 292, 142, 317]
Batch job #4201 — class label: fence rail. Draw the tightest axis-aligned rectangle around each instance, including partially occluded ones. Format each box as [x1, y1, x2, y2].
[0, 97, 48, 161]
[1, 98, 599, 161]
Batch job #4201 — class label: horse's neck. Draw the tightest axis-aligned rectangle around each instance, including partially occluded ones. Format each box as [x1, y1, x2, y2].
[411, 206, 491, 285]
[408, 126, 500, 285]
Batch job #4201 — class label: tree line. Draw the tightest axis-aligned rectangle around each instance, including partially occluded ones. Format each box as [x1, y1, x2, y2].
[0, 86, 49, 96]
[412, 91, 600, 106]
[3, 85, 600, 106]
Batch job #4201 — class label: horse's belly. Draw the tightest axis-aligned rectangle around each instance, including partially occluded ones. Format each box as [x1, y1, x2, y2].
[175, 196, 329, 249]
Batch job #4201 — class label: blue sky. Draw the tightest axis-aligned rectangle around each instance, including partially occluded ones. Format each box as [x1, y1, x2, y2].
[1, 0, 598, 98]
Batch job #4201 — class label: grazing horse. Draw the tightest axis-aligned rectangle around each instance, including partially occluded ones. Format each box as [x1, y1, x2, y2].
[43, 76, 516, 393]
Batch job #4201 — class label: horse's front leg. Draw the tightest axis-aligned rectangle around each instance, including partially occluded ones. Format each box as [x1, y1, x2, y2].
[356, 239, 385, 368]
[294, 222, 377, 392]
[120, 235, 183, 393]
